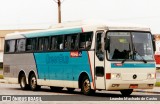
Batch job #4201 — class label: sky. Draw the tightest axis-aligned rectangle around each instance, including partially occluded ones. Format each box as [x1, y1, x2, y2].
[0, 0, 160, 34]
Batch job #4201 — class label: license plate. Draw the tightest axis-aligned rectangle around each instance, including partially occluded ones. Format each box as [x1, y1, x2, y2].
[129, 84, 138, 89]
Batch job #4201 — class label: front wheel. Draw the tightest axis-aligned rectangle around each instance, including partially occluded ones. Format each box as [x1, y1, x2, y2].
[81, 76, 95, 95]
[120, 89, 133, 96]
[29, 74, 40, 91]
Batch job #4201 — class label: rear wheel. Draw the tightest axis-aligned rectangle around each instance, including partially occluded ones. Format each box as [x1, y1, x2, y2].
[120, 89, 133, 96]
[29, 74, 40, 91]
[81, 76, 95, 95]
[20, 74, 29, 90]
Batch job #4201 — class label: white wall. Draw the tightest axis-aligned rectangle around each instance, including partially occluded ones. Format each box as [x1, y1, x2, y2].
[0, 52, 3, 63]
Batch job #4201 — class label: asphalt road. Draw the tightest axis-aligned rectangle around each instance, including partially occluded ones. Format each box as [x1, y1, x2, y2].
[0, 83, 160, 104]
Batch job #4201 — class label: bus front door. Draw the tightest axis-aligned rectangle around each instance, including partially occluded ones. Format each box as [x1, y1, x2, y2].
[94, 31, 105, 89]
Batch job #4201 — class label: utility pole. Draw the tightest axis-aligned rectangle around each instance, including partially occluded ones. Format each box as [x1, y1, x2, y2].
[54, 0, 62, 23]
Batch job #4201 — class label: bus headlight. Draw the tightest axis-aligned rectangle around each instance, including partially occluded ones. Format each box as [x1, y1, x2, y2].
[111, 73, 121, 79]
[147, 73, 155, 79]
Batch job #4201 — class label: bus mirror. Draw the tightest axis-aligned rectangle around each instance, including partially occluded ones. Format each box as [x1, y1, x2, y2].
[105, 38, 110, 51]
[152, 35, 156, 52]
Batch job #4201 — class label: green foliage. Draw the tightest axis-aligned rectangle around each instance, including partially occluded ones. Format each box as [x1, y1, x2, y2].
[0, 75, 3, 79]
[155, 82, 160, 87]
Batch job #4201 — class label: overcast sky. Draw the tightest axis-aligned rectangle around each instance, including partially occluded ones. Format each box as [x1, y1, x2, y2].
[0, 0, 160, 34]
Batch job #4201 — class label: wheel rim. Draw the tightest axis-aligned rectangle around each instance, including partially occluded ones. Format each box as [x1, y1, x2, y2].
[83, 79, 90, 93]
[31, 77, 36, 89]
[21, 77, 26, 88]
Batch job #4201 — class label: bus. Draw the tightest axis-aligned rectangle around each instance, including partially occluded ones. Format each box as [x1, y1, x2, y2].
[3, 21, 156, 96]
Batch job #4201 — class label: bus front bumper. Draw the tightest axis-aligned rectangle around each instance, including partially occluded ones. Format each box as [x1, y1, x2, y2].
[105, 79, 156, 91]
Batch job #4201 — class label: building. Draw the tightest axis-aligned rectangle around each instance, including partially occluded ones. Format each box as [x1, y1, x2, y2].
[0, 29, 41, 67]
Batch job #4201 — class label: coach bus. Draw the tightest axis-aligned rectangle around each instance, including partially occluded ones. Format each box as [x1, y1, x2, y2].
[3, 21, 156, 96]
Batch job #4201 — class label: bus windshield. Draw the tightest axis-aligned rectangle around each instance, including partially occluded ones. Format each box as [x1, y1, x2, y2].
[107, 32, 154, 61]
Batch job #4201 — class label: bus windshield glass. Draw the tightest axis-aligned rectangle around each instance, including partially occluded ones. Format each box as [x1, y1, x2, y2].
[107, 32, 154, 61]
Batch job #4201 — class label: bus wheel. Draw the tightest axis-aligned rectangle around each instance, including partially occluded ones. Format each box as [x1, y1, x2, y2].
[81, 76, 95, 95]
[20, 74, 29, 90]
[29, 74, 40, 91]
[67, 88, 75, 92]
[50, 86, 63, 92]
[120, 89, 133, 96]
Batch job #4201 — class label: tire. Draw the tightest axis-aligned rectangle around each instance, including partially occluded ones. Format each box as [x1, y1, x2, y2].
[29, 74, 40, 91]
[19, 74, 29, 90]
[50, 86, 63, 92]
[120, 89, 133, 96]
[67, 88, 75, 92]
[81, 76, 95, 95]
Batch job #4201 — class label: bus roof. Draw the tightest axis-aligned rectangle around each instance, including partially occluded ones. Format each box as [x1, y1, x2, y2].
[5, 20, 151, 40]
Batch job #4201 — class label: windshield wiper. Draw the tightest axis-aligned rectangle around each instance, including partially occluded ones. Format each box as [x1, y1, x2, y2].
[121, 58, 127, 64]
[133, 50, 147, 63]
[121, 50, 133, 64]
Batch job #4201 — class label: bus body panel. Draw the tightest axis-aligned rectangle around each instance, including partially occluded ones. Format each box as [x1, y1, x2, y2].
[3, 53, 38, 84]
[3, 51, 94, 89]
[34, 51, 92, 81]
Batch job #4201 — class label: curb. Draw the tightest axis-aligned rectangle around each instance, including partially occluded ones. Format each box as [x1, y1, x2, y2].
[0, 79, 7, 83]
[134, 89, 160, 94]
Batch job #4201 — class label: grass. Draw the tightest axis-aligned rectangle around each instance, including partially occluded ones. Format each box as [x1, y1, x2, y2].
[155, 82, 160, 87]
[156, 70, 160, 73]
[0, 74, 3, 79]
[0, 67, 3, 79]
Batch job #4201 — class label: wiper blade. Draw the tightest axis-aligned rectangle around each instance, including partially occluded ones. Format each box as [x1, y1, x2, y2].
[134, 51, 147, 63]
[121, 59, 127, 64]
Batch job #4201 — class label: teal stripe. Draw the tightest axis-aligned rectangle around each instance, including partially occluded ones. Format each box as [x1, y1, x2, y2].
[34, 51, 92, 82]
[111, 63, 155, 68]
[24, 28, 82, 38]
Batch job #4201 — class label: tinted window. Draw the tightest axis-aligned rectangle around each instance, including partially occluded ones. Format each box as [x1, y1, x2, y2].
[79, 32, 93, 49]
[5, 40, 16, 52]
[64, 34, 78, 50]
[51, 37, 57, 50]
[26, 38, 36, 51]
[16, 39, 26, 52]
[57, 36, 64, 50]
[38, 37, 49, 51]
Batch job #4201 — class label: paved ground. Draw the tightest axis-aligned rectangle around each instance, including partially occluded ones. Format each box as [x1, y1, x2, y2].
[0, 69, 160, 94]
[0, 83, 159, 104]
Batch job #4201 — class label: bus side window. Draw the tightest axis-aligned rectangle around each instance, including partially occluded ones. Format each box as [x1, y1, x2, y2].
[51, 37, 57, 50]
[96, 32, 104, 61]
[79, 32, 93, 49]
[43, 37, 49, 50]
[86, 33, 92, 49]
[64, 35, 71, 50]
[26, 38, 36, 51]
[5, 40, 16, 52]
[16, 39, 26, 52]
[38, 38, 43, 51]
[64, 34, 78, 50]
[71, 35, 78, 50]
[38, 37, 49, 51]
[57, 36, 64, 50]
[79, 34, 86, 49]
